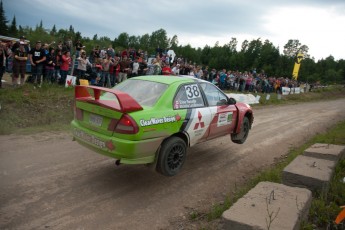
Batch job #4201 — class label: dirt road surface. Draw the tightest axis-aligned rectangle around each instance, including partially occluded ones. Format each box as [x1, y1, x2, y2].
[1, 99, 345, 230]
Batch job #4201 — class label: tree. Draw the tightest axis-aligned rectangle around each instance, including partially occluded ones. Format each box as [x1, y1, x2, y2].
[50, 24, 57, 36]
[139, 33, 150, 52]
[8, 15, 18, 37]
[0, 0, 8, 35]
[169, 35, 179, 49]
[258, 39, 280, 75]
[128, 35, 139, 49]
[150, 29, 169, 52]
[114, 32, 129, 49]
[227, 37, 238, 53]
[283, 39, 309, 58]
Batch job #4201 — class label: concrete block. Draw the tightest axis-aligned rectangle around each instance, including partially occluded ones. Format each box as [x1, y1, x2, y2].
[282, 155, 336, 193]
[222, 182, 312, 230]
[303, 143, 345, 162]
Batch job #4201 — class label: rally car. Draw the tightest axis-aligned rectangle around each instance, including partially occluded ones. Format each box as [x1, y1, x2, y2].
[71, 75, 254, 176]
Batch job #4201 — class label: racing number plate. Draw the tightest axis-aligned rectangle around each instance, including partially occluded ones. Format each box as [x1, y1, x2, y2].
[89, 114, 103, 127]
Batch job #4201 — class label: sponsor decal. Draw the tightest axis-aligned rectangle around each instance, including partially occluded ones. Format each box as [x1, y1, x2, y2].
[140, 115, 180, 127]
[174, 99, 204, 109]
[217, 112, 233, 127]
[74, 129, 106, 148]
[194, 111, 205, 130]
[184, 84, 201, 99]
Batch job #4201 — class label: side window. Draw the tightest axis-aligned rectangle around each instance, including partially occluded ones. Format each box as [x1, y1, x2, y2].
[173, 84, 205, 109]
[200, 83, 228, 106]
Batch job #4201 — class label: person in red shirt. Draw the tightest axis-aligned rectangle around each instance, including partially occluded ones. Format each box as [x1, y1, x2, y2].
[161, 62, 173, 76]
[59, 50, 71, 85]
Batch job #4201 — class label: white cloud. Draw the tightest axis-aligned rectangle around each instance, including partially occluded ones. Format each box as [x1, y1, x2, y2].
[262, 5, 345, 60]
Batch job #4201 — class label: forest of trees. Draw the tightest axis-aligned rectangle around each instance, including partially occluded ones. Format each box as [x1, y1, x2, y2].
[1, 1, 344, 84]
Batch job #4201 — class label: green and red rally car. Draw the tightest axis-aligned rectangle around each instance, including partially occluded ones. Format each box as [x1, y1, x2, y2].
[71, 75, 254, 176]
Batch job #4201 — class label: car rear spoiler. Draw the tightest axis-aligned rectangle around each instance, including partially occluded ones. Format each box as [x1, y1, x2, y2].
[75, 85, 143, 113]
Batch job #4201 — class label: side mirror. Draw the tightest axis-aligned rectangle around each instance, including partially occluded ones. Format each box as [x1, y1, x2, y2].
[228, 97, 236, 105]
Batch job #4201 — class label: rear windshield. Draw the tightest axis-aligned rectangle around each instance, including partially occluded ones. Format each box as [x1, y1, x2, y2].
[103, 79, 168, 107]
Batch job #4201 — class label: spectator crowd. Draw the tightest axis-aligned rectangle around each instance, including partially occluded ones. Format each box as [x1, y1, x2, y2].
[0, 35, 302, 93]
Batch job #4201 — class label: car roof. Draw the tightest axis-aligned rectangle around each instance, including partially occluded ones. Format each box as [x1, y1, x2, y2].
[130, 75, 203, 85]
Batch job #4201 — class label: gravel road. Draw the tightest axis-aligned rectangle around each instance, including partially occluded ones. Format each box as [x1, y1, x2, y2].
[1, 98, 345, 230]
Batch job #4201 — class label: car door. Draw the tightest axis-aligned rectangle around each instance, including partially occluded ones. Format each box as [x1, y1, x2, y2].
[173, 82, 213, 146]
[199, 82, 238, 140]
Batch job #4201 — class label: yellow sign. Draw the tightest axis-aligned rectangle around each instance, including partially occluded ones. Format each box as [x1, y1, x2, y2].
[292, 53, 304, 80]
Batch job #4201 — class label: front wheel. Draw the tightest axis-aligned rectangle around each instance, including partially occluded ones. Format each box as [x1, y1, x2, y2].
[231, 116, 250, 144]
[156, 137, 187, 176]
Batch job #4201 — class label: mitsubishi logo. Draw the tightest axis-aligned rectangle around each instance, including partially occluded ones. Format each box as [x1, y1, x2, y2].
[194, 111, 205, 130]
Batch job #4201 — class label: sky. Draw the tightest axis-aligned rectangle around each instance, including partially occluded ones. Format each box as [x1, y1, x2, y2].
[4, 0, 345, 61]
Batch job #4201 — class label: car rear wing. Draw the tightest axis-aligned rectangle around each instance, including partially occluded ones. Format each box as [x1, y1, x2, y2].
[75, 85, 143, 113]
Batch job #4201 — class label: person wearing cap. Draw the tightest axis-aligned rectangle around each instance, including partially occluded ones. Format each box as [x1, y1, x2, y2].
[29, 41, 46, 87]
[11, 36, 29, 53]
[12, 41, 28, 86]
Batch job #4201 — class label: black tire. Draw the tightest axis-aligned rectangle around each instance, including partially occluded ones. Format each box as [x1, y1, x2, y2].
[231, 116, 250, 144]
[156, 136, 187, 176]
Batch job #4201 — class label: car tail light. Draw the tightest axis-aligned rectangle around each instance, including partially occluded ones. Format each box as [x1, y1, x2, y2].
[114, 114, 139, 134]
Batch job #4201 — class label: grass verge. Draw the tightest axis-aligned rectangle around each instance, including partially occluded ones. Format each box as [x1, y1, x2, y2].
[192, 120, 345, 229]
[1, 83, 344, 135]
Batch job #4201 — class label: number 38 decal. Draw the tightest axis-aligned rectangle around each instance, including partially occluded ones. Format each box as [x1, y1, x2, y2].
[184, 84, 201, 99]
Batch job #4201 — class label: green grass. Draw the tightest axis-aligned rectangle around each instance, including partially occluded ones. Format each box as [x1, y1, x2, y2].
[0, 83, 75, 134]
[193, 120, 345, 229]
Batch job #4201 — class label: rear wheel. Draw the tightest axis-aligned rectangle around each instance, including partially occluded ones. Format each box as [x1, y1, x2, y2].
[231, 116, 250, 144]
[156, 137, 187, 176]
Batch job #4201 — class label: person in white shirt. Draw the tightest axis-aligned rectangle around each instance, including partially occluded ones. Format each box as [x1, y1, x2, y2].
[132, 57, 140, 77]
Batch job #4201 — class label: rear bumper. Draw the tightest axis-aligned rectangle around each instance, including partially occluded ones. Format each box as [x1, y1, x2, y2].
[71, 121, 164, 164]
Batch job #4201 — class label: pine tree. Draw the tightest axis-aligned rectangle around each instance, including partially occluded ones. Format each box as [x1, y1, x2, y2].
[8, 15, 18, 37]
[0, 0, 9, 35]
[51, 24, 57, 36]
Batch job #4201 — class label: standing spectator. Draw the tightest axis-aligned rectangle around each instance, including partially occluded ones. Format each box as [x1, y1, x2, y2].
[0, 46, 6, 88]
[171, 63, 180, 75]
[57, 41, 63, 51]
[100, 47, 107, 59]
[131, 57, 139, 77]
[138, 59, 147, 76]
[54, 49, 62, 83]
[59, 50, 71, 85]
[66, 37, 73, 52]
[76, 51, 91, 83]
[110, 55, 120, 86]
[12, 42, 28, 86]
[107, 45, 115, 58]
[161, 62, 172, 75]
[29, 41, 46, 87]
[202, 66, 209, 81]
[75, 39, 84, 58]
[11, 35, 29, 53]
[152, 58, 161, 75]
[92, 46, 101, 64]
[121, 49, 128, 59]
[118, 55, 131, 82]
[45, 47, 56, 83]
[101, 53, 113, 87]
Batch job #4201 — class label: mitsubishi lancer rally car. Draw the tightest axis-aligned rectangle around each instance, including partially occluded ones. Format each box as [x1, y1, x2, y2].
[71, 75, 254, 176]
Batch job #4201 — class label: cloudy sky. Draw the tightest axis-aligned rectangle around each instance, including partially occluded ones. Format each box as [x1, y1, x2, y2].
[4, 0, 345, 61]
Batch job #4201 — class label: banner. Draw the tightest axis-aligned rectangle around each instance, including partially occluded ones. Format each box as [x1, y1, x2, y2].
[292, 53, 304, 80]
